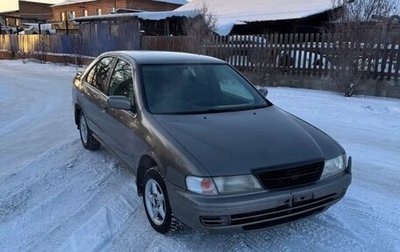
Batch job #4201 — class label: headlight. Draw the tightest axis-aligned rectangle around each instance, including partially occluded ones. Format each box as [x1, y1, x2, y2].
[213, 175, 262, 194]
[186, 176, 217, 195]
[186, 175, 262, 195]
[321, 154, 347, 178]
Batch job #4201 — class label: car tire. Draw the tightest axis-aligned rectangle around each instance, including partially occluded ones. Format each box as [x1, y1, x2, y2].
[143, 168, 178, 234]
[79, 113, 100, 150]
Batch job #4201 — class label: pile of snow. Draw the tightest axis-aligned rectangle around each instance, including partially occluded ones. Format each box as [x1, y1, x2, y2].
[176, 0, 341, 35]
[0, 60, 399, 251]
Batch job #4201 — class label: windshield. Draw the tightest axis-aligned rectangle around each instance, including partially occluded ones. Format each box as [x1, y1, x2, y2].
[141, 64, 270, 114]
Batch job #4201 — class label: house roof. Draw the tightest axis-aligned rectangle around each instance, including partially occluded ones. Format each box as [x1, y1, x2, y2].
[74, 0, 342, 35]
[51, 0, 95, 7]
[153, 0, 188, 5]
[74, 9, 198, 22]
[52, 0, 187, 7]
[176, 0, 342, 35]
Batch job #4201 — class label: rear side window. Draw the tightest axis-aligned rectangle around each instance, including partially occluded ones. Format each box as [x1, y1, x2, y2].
[85, 57, 114, 93]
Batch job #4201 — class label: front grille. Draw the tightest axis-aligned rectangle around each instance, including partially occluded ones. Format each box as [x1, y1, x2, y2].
[242, 207, 324, 230]
[199, 193, 344, 229]
[230, 193, 337, 227]
[254, 161, 324, 189]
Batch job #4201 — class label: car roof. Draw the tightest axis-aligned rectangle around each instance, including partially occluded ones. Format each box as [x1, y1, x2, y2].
[102, 50, 225, 65]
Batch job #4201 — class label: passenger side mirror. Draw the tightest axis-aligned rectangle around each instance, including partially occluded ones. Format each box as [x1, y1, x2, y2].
[107, 96, 132, 110]
[74, 71, 83, 80]
[258, 87, 268, 97]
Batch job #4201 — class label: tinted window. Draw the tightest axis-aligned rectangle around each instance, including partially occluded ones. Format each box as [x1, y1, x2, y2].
[141, 64, 269, 114]
[85, 57, 113, 93]
[108, 60, 134, 100]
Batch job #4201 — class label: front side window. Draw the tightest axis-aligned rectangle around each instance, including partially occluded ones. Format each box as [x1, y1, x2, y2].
[85, 57, 114, 93]
[108, 59, 134, 100]
[141, 64, 269, 114]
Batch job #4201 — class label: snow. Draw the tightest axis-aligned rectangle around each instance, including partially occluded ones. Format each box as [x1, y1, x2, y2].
[74, 0, 340, 35]
[51, 0, 96, 7]
[74, 10, 199, 22]
[153, 0, 188, 5]
[176, 0, 341, 35]
[0, 60, 400, 251]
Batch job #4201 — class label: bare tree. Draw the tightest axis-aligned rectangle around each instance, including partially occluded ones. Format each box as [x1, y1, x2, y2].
[182, 5, 217, 54]
[326, 0, 399, 96]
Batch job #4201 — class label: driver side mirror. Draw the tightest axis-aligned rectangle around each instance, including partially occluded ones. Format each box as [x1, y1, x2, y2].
[107, 96, 133, 111]
[258, 87, 268, 97]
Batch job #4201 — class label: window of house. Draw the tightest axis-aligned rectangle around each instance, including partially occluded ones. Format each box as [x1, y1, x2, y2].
[84, 10, 88, 16]
[5, 18, 9, 26]
[71, 11, 76, 19]
[85, 57, 114, 93]
[61, 12, 65, 21]
[97, 9, 102, 15]
[16, 19, 19, 26]
[108, 60, 134, 100]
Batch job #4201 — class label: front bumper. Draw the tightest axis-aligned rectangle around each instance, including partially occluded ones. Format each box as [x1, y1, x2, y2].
[167, 170, 351, 232]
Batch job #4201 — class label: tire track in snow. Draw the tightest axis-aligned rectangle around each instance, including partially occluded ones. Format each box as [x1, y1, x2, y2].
[0, 139, 137, 251]
[332, 195, 400, 250]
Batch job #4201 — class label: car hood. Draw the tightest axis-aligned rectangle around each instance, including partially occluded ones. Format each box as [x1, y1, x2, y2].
[153, 106, 343, 176]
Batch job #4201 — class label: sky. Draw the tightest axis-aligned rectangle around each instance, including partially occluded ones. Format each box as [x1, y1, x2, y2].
[0, 0, 64, 12]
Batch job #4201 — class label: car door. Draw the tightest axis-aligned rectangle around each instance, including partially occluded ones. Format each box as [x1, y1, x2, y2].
[80, 56, 115, 141]
[102, 58, 143, 167]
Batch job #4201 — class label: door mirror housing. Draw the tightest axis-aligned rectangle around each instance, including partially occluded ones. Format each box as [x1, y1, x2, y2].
[107, 96, 132, 110]
[258, 87, 268, 97]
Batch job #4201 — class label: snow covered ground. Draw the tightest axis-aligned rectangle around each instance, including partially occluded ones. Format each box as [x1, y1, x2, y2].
[0, 60, 399, 251]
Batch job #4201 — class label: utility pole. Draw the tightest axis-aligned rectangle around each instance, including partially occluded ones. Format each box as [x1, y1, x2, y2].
[65, 11, 69, 35]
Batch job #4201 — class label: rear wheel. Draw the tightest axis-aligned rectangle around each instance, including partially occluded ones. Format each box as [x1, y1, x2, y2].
[143, 168, 178, 234]
[79, 113, 100, 150]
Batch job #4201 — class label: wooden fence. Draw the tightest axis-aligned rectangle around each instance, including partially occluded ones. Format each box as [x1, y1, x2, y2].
[142, 34, 400, 81]
[1, 33, 400, 81]
[0, 30, 141, 57]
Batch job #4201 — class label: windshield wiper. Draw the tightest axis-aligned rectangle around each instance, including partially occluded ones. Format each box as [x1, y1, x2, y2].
[189, 104, 269, 114]
[155, 104, 270, 115]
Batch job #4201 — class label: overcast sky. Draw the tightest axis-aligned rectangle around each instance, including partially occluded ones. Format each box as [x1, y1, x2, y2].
[0, 0, 64, 12]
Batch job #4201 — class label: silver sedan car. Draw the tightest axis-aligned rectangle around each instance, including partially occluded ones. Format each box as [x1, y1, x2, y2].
[72, 51, 351, 234]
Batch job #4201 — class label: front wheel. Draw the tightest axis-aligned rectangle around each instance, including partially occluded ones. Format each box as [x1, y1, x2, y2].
[143, 168, 178, 234]
[79, 113, 100, 150]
